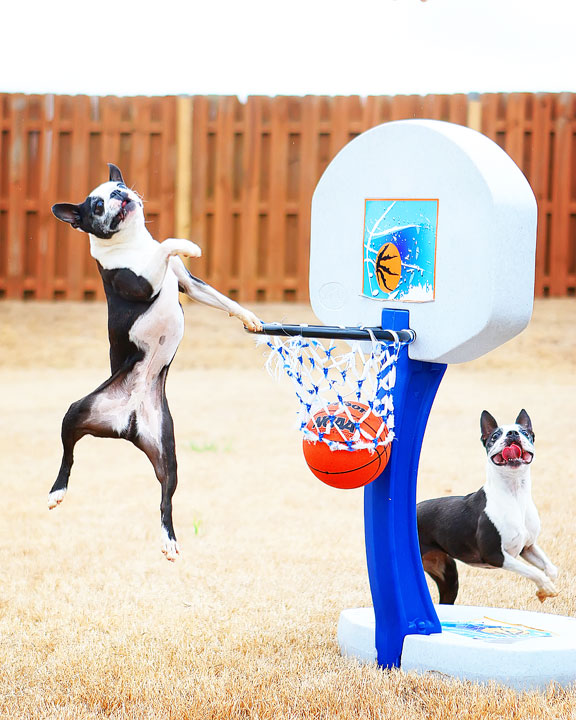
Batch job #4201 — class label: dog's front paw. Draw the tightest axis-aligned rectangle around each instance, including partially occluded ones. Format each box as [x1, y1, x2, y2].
[536, 579, 558, 603]
[180, 241, 202, 259]
[164, 238, 202, 259]
[235, 308, 263, 332]
[546, 563, 559, 582]
[48, 488, 67, 509]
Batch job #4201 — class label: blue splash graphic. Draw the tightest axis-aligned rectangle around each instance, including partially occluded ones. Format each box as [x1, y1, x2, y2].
[362, 199, 438, 302]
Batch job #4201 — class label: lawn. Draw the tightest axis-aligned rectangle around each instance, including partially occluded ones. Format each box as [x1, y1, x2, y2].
[0, 299, 574, 719]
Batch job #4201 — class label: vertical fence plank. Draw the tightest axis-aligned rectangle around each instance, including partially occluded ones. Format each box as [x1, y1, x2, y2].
[22, 95, 42, 298]
[569, 97, 576, 294]
[37, 95, 55, 300]
[297, 96, 321, 302]
[267, 97, 289, 301]
[448, 94, 469, 126]
[209, 96, 234, 294]
[550, 94, 572, 296]
[154, 97, 174, 244]
[238, 96, 262, 302]
[67, 96, 90, 300]
[0, 95, 9, 297]
[531, 94, 552, 295]
[330, 96, 353, 157]
[6, 95, 26, 298]
[133, 99, 151, 235]
[504, 93, 528, 169]
[480, 93, 503, 148]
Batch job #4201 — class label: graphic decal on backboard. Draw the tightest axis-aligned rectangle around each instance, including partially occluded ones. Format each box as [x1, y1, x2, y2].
[362, 199, 438, 302]
[441, 617, 554, 644]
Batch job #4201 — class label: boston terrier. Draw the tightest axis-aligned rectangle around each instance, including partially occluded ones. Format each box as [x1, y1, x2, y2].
[417, 410, 558, 604]
[50, 163, 262, 561]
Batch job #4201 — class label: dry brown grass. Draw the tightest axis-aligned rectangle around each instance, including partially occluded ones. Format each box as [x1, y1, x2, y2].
[0, 299, 575, 719]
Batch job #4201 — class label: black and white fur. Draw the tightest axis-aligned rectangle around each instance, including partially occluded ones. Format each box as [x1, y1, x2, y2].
[417, 410, 558, 604]
[50, 163, 262, 561]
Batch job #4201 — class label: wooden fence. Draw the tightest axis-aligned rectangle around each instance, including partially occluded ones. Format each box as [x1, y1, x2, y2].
[1, 92, 575, 301]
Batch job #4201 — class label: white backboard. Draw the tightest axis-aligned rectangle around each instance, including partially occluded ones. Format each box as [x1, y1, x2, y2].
[310, 120, 537, 364]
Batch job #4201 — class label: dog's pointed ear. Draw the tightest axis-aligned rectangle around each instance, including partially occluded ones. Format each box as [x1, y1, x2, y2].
[480, 410, 498, 445]
[516, 409, 534, 440]
[108, 163, 125, 184]
[52, 203, 82, 229]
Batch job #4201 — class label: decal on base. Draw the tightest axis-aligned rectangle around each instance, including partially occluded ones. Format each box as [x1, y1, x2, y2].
[441, 617, 554, 644]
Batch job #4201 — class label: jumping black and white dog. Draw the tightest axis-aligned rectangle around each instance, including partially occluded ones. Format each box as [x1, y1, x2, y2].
[50, 163, 262, 561]
[417, 410, 558, 603]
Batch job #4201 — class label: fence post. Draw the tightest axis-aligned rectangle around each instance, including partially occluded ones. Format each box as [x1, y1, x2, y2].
[176, 95, 193, 242]
[466, 93, 482, 132]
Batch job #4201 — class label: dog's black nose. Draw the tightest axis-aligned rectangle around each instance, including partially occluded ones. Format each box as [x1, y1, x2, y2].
[110, 188, 128, 202]
[506, 430, 520, 440]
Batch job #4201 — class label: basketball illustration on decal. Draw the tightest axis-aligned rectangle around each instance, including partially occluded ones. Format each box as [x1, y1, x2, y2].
[375, 242, 401, 293]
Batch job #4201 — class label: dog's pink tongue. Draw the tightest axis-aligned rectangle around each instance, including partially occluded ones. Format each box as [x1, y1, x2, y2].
[502, 444, 522, 461]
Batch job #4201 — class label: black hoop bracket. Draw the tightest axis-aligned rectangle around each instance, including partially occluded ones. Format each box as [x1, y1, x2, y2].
[247, 322, 416, 344]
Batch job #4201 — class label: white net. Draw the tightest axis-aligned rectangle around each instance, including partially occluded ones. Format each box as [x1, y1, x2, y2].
[263, 330, 405, 452]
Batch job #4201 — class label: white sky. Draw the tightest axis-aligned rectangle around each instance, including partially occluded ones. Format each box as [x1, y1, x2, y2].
[2, 0, 575, 98]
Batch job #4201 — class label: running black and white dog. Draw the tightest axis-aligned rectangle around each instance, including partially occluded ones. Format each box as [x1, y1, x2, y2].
[50, 163, 262, 561]
[417, 410, 558, 603]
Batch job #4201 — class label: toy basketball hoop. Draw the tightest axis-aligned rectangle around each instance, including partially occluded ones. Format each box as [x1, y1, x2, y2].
[249, 119, 576, 690]
[259, 322, 412, 487]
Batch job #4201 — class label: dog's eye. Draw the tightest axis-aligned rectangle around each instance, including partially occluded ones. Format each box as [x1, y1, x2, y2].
[94, 198, 105, 216]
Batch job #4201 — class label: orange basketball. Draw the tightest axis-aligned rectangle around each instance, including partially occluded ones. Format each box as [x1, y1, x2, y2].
[375, 241, 402, 293]
[303, 401, 391, 489]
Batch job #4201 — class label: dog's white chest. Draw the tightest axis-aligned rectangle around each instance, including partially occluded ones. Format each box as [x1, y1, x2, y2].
[484, 477, 540, 557]
[129, 268, 184, 370]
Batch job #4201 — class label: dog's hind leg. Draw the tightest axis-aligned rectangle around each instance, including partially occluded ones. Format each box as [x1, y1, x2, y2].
[131, 382, 180, 561]
[48, 375, 133, 509]
[48, 397, 95, 508]
[135, 435, 179, 561]
[422, 549, 459, 604]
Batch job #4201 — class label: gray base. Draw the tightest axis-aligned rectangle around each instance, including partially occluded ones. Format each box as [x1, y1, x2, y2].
[338, 605, 576, 691]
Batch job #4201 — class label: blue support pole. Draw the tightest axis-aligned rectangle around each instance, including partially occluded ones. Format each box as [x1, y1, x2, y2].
[364, 308, 446, 668]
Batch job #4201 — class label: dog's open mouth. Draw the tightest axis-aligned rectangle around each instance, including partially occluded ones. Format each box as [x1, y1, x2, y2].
[111, 199, 135, 229]
[491, 443, 533, 466]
